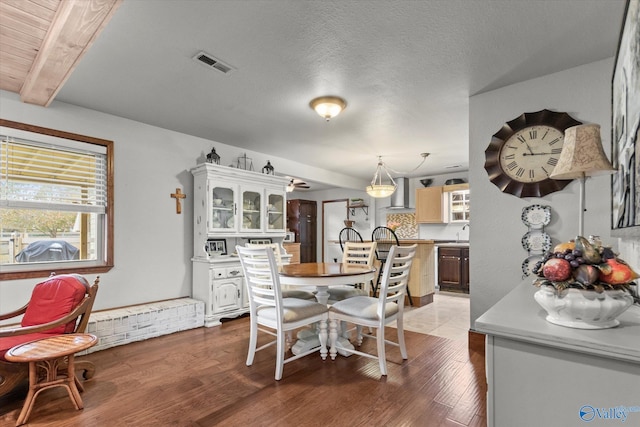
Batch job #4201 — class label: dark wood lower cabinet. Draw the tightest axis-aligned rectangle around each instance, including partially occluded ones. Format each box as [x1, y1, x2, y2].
[438, 246, 469, 293]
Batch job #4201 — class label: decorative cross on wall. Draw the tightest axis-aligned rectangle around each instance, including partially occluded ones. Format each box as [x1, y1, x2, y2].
[170, 188, 186, 214]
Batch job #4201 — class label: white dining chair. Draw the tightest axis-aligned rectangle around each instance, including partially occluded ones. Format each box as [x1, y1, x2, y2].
[236, 245, 329, 380]
[327, 241, 377, 303]
[328, 244, 417, 376]
[245, 242, 316, 300]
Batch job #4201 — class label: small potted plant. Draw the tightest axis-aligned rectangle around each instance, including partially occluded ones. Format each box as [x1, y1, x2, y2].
[387, 221, 401, 232]
[532, 236, 638, 329]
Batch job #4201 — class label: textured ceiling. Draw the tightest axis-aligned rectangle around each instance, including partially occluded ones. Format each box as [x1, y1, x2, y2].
[47, 0, 627, 188]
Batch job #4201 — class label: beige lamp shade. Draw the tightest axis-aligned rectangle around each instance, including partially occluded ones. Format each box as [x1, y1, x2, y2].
[550, 124, 615, 179]
[550, 123, 614, 237]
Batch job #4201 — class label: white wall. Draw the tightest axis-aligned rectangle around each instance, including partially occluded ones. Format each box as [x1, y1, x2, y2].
[468, 58, 639, 326]
[0, 91, 360, 313]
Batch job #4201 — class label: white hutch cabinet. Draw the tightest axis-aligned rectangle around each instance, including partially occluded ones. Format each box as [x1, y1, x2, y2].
[191, 163, 289, 326]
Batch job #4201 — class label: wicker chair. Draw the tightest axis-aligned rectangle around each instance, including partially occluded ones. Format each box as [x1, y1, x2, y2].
[0, 274, 99, 397]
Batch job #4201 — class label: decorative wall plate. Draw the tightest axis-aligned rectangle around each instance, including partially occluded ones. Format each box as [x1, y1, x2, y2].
[522, 255, 543, 277]
[521, 231, 552, 252]
[521, 204, 551, 229]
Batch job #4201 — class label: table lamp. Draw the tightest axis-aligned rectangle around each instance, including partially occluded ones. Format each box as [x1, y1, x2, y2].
[550, 123, 615, 237]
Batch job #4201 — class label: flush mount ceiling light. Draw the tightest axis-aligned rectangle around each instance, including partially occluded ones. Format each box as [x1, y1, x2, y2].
[366, 153, 430, 198]
[309, 96, 347, 121]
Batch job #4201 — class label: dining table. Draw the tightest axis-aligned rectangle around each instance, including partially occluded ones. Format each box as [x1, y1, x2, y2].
[279, 262, 376, 356]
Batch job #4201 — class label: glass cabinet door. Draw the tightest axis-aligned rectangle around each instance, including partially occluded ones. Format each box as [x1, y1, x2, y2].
[210, 182, 236, 231]
[241, 187, 261, 231]
[266, 191, 285, 232]
[449, 190, 470, 222]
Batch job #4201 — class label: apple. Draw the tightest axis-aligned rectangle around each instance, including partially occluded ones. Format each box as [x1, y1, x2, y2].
[543, 258, 572, 282]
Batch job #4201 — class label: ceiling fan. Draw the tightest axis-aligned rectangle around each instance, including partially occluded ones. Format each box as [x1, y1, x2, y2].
[287, 178, 310, 192]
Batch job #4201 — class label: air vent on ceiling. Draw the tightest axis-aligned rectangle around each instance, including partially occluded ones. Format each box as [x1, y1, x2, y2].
[193, 51, 235, 75]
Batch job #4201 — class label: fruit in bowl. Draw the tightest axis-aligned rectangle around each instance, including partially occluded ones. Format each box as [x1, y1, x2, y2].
[533, 236, 638, 329]
[533, 236, 638, 293]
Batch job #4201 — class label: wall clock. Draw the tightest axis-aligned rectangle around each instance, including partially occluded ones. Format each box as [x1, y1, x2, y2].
[484, 109, 582, 198]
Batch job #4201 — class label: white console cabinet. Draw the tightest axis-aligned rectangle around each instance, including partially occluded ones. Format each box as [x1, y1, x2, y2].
[476, 281, 640, 427]
[190, 163, 290, 326]
[193, 259, 247, 327]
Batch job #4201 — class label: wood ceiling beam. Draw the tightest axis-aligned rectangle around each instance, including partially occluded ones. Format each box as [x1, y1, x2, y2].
[20, 0, 122, 107]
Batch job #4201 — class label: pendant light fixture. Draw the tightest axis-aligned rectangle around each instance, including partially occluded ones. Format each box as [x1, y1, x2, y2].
[366, 157, 397, 198]
[309, 96, 347, 121]
[366, 153, 430, 198]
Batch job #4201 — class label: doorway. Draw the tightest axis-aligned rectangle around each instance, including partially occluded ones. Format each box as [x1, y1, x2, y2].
[322, 199, 348, 262]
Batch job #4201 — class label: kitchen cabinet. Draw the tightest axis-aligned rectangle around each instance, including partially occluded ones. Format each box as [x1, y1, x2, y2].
[415, 186, 444, 223]
[448, 189, 470, 222]
[438, 246, 469, 293]
[416, 183, 470, 224]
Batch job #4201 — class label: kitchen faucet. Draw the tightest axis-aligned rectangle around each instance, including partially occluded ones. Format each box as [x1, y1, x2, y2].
[462, 223, 470, 230]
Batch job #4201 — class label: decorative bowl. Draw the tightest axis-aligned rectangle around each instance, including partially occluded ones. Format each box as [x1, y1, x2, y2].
[344, 220, 354, 228]
[534, 286, 633, 329]
[445, 178, 465, 185]
[420, 178, 433, 187]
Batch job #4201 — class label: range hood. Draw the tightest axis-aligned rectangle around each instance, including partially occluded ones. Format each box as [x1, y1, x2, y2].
[389, 178, 411, 209]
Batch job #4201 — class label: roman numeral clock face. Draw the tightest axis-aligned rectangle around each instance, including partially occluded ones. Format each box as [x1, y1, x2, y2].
[499, 126, 564, 182]
[484, 110, 582, 198]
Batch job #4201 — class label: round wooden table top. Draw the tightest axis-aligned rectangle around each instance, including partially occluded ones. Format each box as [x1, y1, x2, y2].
[5, 333, 98, 363]
[279, 262, 375, 278]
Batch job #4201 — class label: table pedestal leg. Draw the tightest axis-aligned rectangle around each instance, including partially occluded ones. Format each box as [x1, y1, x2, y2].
[292, 325, 355, 357]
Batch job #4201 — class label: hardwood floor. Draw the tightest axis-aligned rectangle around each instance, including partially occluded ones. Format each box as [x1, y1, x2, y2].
[0, 316, 486, 426]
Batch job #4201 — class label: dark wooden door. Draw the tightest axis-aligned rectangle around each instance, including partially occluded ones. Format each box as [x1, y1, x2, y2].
[287, 199, 317, 263]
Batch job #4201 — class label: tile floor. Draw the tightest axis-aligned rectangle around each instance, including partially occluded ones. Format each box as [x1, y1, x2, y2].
[390, 291, 470, 342]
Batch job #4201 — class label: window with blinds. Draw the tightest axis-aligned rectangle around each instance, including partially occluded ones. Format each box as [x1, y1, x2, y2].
[0, 120, 114, 280]
[0, 137, 107, 212]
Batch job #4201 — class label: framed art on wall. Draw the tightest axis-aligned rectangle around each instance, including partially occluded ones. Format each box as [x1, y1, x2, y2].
[611, 0, 640, 237]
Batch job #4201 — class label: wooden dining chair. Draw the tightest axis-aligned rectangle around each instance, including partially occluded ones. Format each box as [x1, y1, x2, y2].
[245, 242, 315, 300]
[236, 245, 329, 380]
[328, 244, 417, 376]
[371, 226, 412, 305]
[327, 241, 377, 303]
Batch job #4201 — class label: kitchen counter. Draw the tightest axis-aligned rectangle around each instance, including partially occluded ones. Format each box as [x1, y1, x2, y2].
[330, 239, 438, 305]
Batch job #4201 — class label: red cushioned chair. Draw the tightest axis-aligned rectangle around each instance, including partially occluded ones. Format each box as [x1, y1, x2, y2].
[0, 274, 99, 397]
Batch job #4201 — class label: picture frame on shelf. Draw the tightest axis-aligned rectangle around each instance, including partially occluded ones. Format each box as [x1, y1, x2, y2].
[248, 238, 272, 245]
[611, 0, 640, 237]
[206, 239, 227, 255]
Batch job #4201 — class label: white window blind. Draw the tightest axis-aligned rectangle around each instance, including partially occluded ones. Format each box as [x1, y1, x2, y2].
[0, 136, 107, 213]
